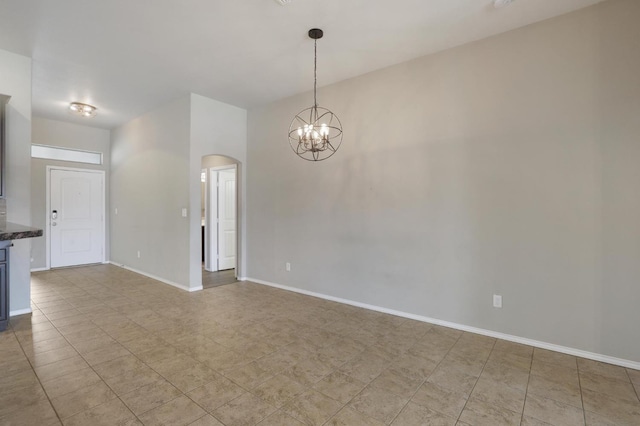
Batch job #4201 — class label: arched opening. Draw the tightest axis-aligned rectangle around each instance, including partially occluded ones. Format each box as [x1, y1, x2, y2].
[201, 154, 240, 288]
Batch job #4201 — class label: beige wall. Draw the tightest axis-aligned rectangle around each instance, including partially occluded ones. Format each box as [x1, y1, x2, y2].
[30, 117, 111, 270]
[246, 0, 640, 363]
[0, 48, 32, 314]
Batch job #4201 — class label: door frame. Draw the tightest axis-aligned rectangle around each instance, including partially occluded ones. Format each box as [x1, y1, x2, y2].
[46, 166, 107, 270]
[205, 164, 237, 275]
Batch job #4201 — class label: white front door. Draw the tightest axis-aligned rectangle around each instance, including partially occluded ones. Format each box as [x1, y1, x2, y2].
[217, 169, 236, 270]
[50, 169, 104, 268]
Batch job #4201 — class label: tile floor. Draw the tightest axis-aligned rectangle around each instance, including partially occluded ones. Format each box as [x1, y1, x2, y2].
[202, 269, 238, 290]
[1, 264, 639, 426]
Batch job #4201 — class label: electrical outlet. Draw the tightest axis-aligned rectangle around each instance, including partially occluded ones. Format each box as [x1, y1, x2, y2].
[137, 250, 141, 259]
[181, 208, 188, 217]
[493, 294, 502, 308]
[285, 262, 291, 272]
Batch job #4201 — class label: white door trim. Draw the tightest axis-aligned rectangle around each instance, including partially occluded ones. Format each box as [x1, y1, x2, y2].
[206, 165, 237, 275]
[46, 166, 106, 270]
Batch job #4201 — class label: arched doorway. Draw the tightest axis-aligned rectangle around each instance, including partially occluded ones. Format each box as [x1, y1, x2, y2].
[201, 154, 240, 288]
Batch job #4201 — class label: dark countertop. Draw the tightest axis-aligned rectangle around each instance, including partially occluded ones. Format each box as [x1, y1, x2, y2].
[0, 222, 44, 241]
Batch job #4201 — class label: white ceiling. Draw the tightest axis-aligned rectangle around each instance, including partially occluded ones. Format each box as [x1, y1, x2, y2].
[0, 0, 605, 129]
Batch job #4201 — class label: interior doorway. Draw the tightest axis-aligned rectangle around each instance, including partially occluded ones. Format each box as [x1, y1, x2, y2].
[201, 155, 239, 289]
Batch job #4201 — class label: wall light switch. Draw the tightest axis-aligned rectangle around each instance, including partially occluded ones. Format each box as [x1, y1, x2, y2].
[493, 294, 503, 308]
[181, 208, 188, 217]
[285, 262, 291, 272]
[115, 208, 118, 215]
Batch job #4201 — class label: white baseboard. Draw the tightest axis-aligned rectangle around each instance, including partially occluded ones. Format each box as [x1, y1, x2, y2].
[30, 267, 49, 272]
[109, 262, 200, 292]
[10, 308, 32, 317]
[237, 276, 248, 281]
[246, 277, 640, 371]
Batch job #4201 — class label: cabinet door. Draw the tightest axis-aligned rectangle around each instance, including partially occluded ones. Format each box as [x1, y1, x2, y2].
[0, 262, 7, 329]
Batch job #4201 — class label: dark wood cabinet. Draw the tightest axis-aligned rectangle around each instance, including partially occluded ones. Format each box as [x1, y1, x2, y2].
[0, 94, 9, 199]
[0, 244, 9, 331]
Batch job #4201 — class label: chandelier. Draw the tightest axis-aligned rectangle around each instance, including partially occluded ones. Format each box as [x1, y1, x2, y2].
[289, 29, 343, 162]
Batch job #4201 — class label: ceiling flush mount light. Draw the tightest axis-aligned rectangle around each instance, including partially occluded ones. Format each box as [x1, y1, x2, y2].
[69, 102, 97, 118]
[288, 28, 343, 162]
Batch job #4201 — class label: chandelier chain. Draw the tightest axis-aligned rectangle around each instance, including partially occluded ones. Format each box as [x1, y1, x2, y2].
[314, 38, 318, 108]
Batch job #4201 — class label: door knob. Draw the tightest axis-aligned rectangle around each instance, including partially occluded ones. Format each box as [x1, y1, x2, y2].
[52, 222, 57, 226]
[52, 210, 58, 220]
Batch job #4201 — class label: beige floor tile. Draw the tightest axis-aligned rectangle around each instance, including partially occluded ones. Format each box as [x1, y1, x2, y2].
[523, 394, 585, 426]
[15, 327, 62, 344]
[313, 371, 366, 404]
[370, 367, 424, 399]
[412, 381, 468, 419]
[138, 395, 206, 426]
[0, 396, 59, 426]
[21, 336, 71, 355]
[0, 385, 50, 418]
[103, 364, 163, 396]
[338, 352, 390, 383]
[459, 398, 522, 426]
[188, 414, 224, 426]
[120, 379, 182, 415]
[224, 360, 274, 390]
[5, 266, 640, 426]
[348, 384, 409, 424]
[187, 375, 246, 412]
[577, 359, 630, 382]
[213, 392, 277, 426]
[581, 387, 640, 425]
[480, 362, 530, 392]
[69, 335, 117, 355]
[92, 354, 146, 380]
[427, 364, 478, 396]
[327, 406, 386, 426]
[282, 357, 334, 386]
[527, 373, 583, 408]
[162, 362, 218, 393]
[579, 371, 638, 404]
[50, 381, 117, 419]
[521, 415, 555, 425]
[257, 410, 307, 426]
[282, 389, 343, 426]
[42, 367, 102, 399]
[63, 398, 137, 426]
[0, 369, 40, 396]
[81, 343, 131, 366]
[28, 346, 79, 368]
[392, 402, 457, 426]
[531, 359, 580, 385]
[253, 374, 307, 408]
[627, 368, 640, 386]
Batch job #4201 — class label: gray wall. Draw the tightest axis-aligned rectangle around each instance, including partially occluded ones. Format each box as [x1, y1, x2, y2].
[247, 0, 640, 362]
[0, 49, 32, 314]
[30, 117, 111, 270]
[110, 95, 191, 288]
[110, 94, 246, 291]
[189, 94, 247, 287]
